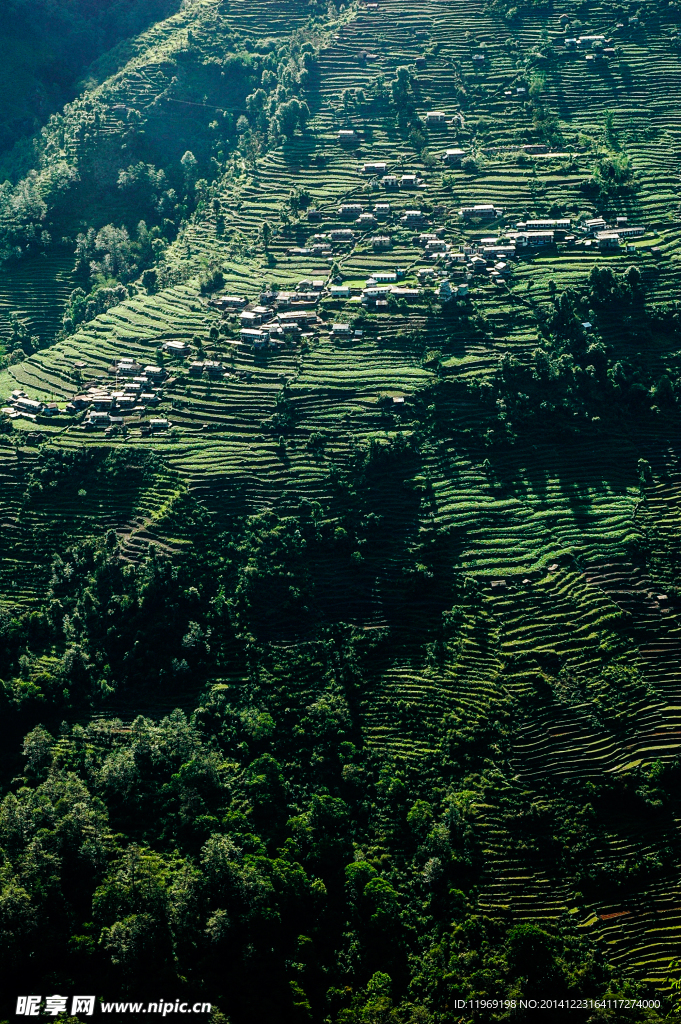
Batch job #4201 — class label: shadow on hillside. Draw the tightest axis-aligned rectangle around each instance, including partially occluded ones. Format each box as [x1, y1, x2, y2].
[281, 135, 320, 171]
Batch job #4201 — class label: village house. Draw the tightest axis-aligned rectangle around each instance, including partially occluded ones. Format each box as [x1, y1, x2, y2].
[163, 340, 188, 355]
[400, 174, 419, 189]
[278, 310, 315, 327]
[615, 225, 645, 238]
[460, 204, 503, 219]
[577, 35, 606, 48]
[338, 129, 358, 144]
[65, 394, 90, 413]
[86, 410, 111, 428]
[390, 287, 420, 301]
[240, 310, 262, 327]
[115, 357, 143, 375]
[401, 209, 426, 225]
[329, 285, 352, 298]
[425, 111, 447, 127]
[292, 292, 320, 306]
[374, 203, 391, 218]
[372, 236, 392, 250]
[269, 323, 300, 342]
[144, 365, 166, 380]
[331, 323, 353, 336]
[523, 144, 548, 154]
[339, 203, 363, 218]
[329, 228, 355, 242]
[217, 294, 248, 309]
[583, 217, 607, 234]
[442, 148, 466, 166]
[596, 231, 621, 250]
[90, 392, 115, 411]
[368, 271, 397, 283]
[357, 212, 378, 228]
[362, 285, 393, 302]
[15, 396, 43, 415]
[518, 218, 571, 231]
[149, 418, 169, 431]
[307, 208, 322, 222]
[240, 327, 269, 347]
[417, 268, 437, 282]
[363, 162, 387, 174]
[204, 361, 225, 376]
[381, 175, 399, 189]
[115, 394, 136, 410]
[251, 304, 274, 321]
[515, 230, 555, 247]
[425, 239, 449, 253]
[481, 244, 516, 259]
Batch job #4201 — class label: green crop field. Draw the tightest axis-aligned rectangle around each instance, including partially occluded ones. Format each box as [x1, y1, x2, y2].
[0, 0, 681, 1019]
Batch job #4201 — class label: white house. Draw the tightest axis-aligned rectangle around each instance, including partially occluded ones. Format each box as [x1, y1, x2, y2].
[443, 148, 466, 166]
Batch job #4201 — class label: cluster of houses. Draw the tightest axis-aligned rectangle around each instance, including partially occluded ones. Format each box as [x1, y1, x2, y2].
[68, 359, 169, 432]
[508, 214, 645, 252]
[2, 363, 172, 433]
[339, 113, 462, 149]
[284, 200, 437, 260]
[213, 288, 324, 351]
[437, 241, 511, 289]
[408, 215, 644, 293]
[574, 216, 645, 251]
[454, 207, 645, 253]
[2, 390, 60, 422]
[563, 34, 617, 59]
[202, 205, 647, 352]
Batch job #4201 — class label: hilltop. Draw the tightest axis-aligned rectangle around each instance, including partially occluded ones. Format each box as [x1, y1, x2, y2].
[0, 0, 681, 1020]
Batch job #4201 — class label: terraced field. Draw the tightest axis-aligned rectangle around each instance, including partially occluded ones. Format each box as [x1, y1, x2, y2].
[1, 0, 681, 1008]
[0, 250, 75, 349]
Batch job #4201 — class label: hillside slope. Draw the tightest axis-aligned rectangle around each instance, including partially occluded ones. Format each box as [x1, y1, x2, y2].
[0, 0, 681, 1020]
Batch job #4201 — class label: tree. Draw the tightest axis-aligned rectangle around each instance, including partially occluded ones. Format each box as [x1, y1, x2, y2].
[261, 221, 272, 251]
[180, 151, 198, 194]
[391, 66, 412, 107]
[275, 99, 307, 139]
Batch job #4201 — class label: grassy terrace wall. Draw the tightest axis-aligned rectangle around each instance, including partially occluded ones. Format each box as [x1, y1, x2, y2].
[1, 0, 681, 996]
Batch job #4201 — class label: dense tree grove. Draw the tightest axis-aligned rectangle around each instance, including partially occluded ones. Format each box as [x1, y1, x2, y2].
[0, 0, 183, 158]
[3, 0, 681, 1016]
[0, 439, 675, 1022]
